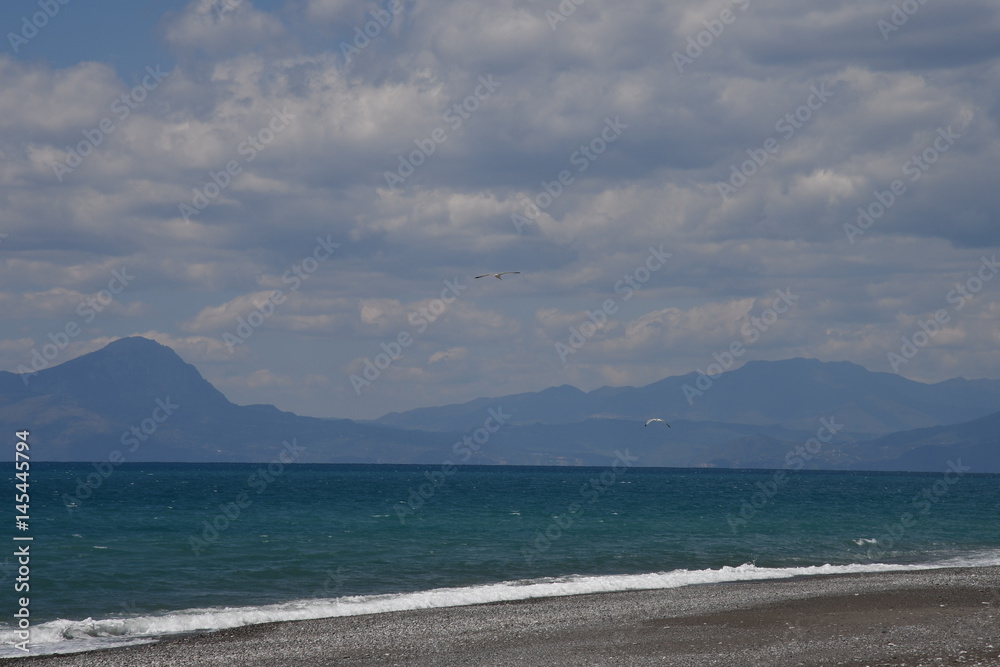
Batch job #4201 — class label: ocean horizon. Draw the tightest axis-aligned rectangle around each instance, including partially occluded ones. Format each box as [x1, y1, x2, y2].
[4, 462, 999, 658]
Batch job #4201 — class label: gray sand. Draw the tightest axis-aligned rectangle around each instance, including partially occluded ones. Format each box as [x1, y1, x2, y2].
[17, 566, 1000, 666]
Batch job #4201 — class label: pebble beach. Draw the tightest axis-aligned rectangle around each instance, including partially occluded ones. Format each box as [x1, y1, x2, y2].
[16, 566, 1000, 666]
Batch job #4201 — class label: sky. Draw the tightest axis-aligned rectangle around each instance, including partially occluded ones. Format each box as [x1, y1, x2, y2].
[1, 0, 999, 420]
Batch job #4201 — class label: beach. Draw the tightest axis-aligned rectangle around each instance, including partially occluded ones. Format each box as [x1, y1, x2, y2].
[17, 566, 1000, 666]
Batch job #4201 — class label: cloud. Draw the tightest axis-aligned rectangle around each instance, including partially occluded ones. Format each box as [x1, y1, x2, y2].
[163, 0, 290, 58]
[2, 0, 1000, 418]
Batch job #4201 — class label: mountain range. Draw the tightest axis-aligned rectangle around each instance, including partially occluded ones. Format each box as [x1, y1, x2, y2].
[1, 336, 997, 472]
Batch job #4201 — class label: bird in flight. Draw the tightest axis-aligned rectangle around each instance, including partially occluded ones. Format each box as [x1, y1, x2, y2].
[645, 418, 671, 427]
[475, 272, 520, 279]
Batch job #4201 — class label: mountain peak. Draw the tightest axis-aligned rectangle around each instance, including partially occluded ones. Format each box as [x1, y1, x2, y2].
[25, 336, 231, 417]
[102, 336, 176, 353]
[738, 357, 868, 373]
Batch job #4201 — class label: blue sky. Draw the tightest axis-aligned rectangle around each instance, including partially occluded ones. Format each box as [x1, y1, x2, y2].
[1, 0, 999, 419]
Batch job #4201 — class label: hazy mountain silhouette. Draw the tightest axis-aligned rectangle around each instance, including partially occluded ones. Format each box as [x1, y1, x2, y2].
[375, 358, 1000, 434]
[0, 337, 997, 470]
[0, 337, 447, 463]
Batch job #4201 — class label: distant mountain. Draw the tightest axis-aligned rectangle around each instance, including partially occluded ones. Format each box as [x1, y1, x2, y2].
[15, 336, 232, 419]
[847, 410, 1000, 472]
[0, 337, 450, 463]
[454, 418, 828, 469]
[475, 413, 1000, 472]
[374, 358, 1000, 435]
[0, 338, 996, 470]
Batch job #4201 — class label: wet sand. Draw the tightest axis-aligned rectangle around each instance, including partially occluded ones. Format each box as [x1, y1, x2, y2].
[18, 566, 1000, 666]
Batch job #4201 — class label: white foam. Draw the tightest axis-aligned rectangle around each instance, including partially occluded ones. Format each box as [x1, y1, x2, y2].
[3, 554, 999, 658]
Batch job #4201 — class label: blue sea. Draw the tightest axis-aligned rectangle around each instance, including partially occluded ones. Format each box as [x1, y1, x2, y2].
[3, 461, 999, 657]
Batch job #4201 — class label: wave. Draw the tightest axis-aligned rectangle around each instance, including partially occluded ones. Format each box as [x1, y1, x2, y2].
[3, 553, 999, 659]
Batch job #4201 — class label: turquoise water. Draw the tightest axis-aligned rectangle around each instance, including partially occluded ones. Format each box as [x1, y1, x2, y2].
[3, 462, 999, 656]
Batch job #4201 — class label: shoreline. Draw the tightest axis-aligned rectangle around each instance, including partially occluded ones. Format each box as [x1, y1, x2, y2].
[16, 565, 1000, 666]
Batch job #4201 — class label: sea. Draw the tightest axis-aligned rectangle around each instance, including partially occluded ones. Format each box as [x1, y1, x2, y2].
[2, 461, 999, 657]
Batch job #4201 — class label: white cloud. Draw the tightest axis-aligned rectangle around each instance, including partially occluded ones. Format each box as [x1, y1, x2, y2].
[164, 0, 289, 57]
[2, 0, 1000, 418]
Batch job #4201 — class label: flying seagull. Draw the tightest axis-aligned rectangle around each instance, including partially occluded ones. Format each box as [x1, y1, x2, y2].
[645, 418, 671, 427]
[474, 272, 520, 279]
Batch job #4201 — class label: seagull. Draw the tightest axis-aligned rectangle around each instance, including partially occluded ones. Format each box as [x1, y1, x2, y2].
[474, 272, 520, 279]
[645, 418, 671, 427]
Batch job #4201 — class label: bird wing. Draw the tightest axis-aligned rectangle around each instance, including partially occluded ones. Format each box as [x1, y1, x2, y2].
[476, 272, 520, 279]
[645, 418, 670, 427]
